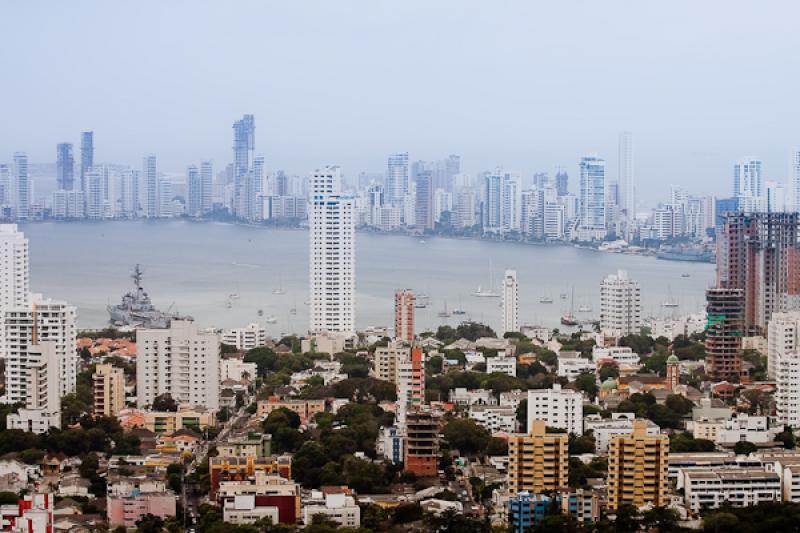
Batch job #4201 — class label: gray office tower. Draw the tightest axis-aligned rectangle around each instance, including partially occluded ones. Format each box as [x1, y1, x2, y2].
[80, 132, 94, 192]
[57, 143, 74, 190]
[232, 115, 255, 218]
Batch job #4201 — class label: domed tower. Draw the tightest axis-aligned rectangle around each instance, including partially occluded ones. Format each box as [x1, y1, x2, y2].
[666, 353, 680, 390]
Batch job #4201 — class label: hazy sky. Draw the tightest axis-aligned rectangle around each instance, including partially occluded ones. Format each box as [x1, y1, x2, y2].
[2, 1, 799, 205]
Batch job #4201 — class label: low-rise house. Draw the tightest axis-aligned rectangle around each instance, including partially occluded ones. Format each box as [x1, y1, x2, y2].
[257, 398, 325, 423]
[155, 429, 202, 455]
[487, 355, 517, 377]
[583, 414, 661, 453]
[464, 351, 486, 369]
[449, 388, 497, 407]
[107, 474, 167, 497]
[715, 414, 778, 446]
[301, 490, 360, 528]
[217, 471, 300, 525]
[420, 498, 463, 515]
[216, 433, 272, 458]
[557, 351, 595, 381]
[469, 405, 517, 434]
[209, 456, 293, 499]
[107, 492, 177, 529]
[57, 475, 91, 498]
[141, 405, 217, 434]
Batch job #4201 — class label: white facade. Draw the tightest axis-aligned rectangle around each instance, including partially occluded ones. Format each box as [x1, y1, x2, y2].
[584, 413, 660, 453]
[221, 322, 267, 351]
[790, 148, 800, 212]
[136, 320, 220, 410]
[526, 384, 584, 435]
[2, 296, 78, 402]
[715, 414, 777, 445]
[501, 269, 519, 335]
[768, 312, 800, 380]
[0, 225, 29, 309]
[557, 351, 596, 381]
[682, 469, 780, 512]
[448, 387, 497, 406]
[577, 155, 606, 240]
[308, 166, 355, 333]
[591, 346, 641, 368]
[487, 355, 517, 377]
[220, 359, 258, 382]
[469, 405, 517, 434]
[600, 270, 641, 337]
[302, 492, 360, 528]
[7, 342, 62, 434]
[618, 132, 634, 216]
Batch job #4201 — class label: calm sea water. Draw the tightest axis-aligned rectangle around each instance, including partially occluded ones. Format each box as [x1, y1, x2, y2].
[23, 221, 715, 335]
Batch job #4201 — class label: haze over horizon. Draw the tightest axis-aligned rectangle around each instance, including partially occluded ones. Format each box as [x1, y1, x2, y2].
[2, 0, 799, 206]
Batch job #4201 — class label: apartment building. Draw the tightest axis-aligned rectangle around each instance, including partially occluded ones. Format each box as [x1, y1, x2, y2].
[607, 420, 669, 510]
[507, 420, 569, 494]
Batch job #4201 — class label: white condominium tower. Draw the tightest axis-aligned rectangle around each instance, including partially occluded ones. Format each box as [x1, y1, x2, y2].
[527, 384, 584, 435]
[136, 320, 220, 410]
[501, 269, 519, 335]
[733, 158, 763, 212]
[0, 225, 29, 309]
[386, 153, 409, 205]
[769, 312, 800, 426]
[618, 132, 634, 216]
[309, 166, 355, 333]
[600, 270, 641, 337]
[3, 296, 78, 402]
[577, 155, 606, 241]
[790, 148, 800, 212]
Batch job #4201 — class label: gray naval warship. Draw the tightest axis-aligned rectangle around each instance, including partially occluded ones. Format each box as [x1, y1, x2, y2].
[107, 265, 191, 328]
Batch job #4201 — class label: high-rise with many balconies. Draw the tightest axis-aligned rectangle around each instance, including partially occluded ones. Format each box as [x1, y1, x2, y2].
[600, 270, 641, 337]
[607, 420, 669, 510]
[308, 166, 355, 333]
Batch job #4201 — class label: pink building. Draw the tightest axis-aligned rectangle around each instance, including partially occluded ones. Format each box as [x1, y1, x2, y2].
[107, 493, 176, 528]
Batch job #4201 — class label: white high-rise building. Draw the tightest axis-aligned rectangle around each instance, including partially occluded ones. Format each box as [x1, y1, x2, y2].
[618, 132, 634, 216]
[767, 312, 800, 380]
[386, 153, 409, 205]
[13, 153, 29, 221]
[577, 155, 606, 241]
[143, 155, 158, 218]
[186, 165, 202, 217]
[221, 322, 267, 351]
[770, 313, 800, 426]
[766, 181, 787, 213]
[790, 148, 800, 213]
[600, 270, 641, 337]
[85, 166, 108, 220]
[136, 320, 220, 410]
[734, 158, 763, 212]
[484, 171, 520, 233]
[200, 161, 213, 213]
[120, 169, 140, 218]
[309, 166, 355, 333]
[3, 296, 78, 402]
[6, 341, 61, 433]
[0, 225, 29, 310]
[501, 270, 519, 335]
[526, 384, 584, 435]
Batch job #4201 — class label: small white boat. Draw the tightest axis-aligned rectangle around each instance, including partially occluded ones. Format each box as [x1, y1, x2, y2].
[226, 300, 233, 309]
[662, 301, 679, 308]
[272, 288, 286, 295]
[229, 293, 240, 300]
[681, 273, 690, 278]
[264, 315, 278, 324]
[578, 305, 592, 313]
[473, 286, 500, 298]
[452, 308, 466, 315]
[438, 301, 451, 318]
[539, 296, 554, 304]
[289, 307, 297, 315]
[560, 293, 568, 299]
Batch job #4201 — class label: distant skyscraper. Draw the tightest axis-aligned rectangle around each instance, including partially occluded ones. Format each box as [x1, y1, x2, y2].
[577, 155, 606, 240]
[790, 148, 800, 212]
[275, 170, 289, 197]
[85, 166, 108, 219]
[186, 165, 202, 217]
[0, 165, 10, 206]
[394, 289, 415, 344]
[386, 153, 409, 205]
[309, 166, 355, 333]
[600, 270, 641, 337]
[414, 171, 434, 230]
[56, 143, 74, 191]
[142, 155, 158, 218]
[483, 171, 519, 233]
[733, 158, 763, 212]
[13, 152, 29, 221]
[555, 168, 568, 197]
[200, 161, 213, 213]
[80, 132, 94, 194]
[119, 169, 139, 218]
[232, 114, 255, 218]
[618, 132, 634, 216]
[501, 270, 519, 335]
[445, 155, 461, 192]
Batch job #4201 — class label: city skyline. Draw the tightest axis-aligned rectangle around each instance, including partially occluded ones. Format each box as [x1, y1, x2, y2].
[3, 1, 799, 204]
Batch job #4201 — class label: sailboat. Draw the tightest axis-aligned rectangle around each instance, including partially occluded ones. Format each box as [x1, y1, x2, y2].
[662, 286, 679, 308]
[473, 263, 500, 297]
[539, 295, 554, 304]
[561, 287, 579, 326]
[272, 274, 286, 295]
[438, 301, 451, 318]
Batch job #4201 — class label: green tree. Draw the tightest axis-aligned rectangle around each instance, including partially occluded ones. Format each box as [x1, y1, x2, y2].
[574, 372, 598, 397]
[734, 441, 758, 455]
[442, 419, 490, 456]
[151, 393, 179, 412]
[135, 513, 164, 533]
